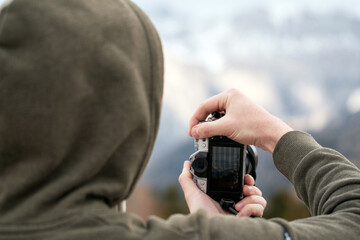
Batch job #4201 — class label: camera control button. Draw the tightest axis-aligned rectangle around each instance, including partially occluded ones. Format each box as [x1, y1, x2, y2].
[201, 143, 206, 148]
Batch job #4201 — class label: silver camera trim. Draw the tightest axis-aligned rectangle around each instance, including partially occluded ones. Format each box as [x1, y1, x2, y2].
[190, 138, 209, 193]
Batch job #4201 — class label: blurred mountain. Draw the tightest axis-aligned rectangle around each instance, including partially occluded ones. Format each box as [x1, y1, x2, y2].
[311, 111, 360, 164]
[133, 1, 360, 131]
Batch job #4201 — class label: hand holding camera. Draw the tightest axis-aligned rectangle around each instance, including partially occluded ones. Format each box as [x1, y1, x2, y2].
[179, 161, 266, 218]
[180, 88, 293, 217]
[188, 89, 293, 154]
[189, 112, 258, 215]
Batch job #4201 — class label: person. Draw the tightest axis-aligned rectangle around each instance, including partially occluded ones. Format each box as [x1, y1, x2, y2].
[0, 0, 264, 239]
[0, 0, 359, 239]
[180, 89, 360, 239]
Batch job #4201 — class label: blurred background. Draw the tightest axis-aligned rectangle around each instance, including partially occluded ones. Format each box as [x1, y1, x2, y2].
[128, 0, 360, 220]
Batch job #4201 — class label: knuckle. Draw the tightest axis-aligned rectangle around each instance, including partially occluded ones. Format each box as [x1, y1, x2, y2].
[242, 205, 252, 215]
[225, 88, 242, 100]
[248, 186, 255, 194]
[226, 88, 238, 95]
[246, 195, 255, 202]
[225, 90, 234, 100]
[199, 125, 209, 136]
[251, 186, 262, 196]
[199, 102, 207, 112]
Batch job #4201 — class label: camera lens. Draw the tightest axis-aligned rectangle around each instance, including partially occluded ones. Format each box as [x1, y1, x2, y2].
[193, 152, 208, 176]
[193, 158, 206, 172]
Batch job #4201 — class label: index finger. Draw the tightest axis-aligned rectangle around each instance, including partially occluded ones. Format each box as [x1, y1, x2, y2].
[188, 92, 228, 136]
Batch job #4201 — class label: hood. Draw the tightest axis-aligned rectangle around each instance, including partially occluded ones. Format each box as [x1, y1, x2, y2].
[0, 0, 163, 222]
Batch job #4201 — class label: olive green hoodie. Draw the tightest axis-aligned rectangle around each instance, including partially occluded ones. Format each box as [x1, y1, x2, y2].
[0, 1, 359, 240]
[0, 0, 163, 225]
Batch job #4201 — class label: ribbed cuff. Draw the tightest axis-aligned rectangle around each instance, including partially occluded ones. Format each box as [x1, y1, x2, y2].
[272, 131, 321, 183]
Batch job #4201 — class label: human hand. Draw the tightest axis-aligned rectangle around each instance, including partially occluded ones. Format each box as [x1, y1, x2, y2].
[178, 161, 266, 218]
[235, 173, 266, 217]
[189, 89, 293, 154]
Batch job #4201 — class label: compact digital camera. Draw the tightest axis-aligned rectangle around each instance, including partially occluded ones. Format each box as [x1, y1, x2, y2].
[189, 112, 258, 214]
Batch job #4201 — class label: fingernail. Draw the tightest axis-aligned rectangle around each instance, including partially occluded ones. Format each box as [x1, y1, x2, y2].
[191, 126, 200, 138]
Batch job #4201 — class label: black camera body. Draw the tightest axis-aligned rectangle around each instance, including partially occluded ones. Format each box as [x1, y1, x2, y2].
[189, 112, 258, 213]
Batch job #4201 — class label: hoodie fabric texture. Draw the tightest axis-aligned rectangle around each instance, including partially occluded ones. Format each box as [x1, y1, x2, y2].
[0, 1, 359, 240]
[0, 0, 163, 223]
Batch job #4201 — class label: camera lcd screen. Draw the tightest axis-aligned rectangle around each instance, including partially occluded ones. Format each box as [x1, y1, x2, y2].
[210, 146, 241, 191]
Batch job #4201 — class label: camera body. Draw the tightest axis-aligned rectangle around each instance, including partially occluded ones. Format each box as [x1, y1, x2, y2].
[189, 113, 258, 207]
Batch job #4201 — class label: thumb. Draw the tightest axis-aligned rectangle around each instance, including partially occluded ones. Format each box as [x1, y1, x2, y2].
[190, 118, 228, 139]
[178, 161, 202, 198]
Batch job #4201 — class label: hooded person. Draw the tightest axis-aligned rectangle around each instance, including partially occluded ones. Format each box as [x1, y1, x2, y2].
[0, 0, 165, 236]
[1, 1, 360, 240]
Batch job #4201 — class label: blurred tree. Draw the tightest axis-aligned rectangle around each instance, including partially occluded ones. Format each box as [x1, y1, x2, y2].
[159, 185, 189, 218]
[129, 185, 313, 221]
[263, 189, 311, 220]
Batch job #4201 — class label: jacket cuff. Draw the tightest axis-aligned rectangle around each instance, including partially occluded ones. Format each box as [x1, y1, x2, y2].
[272, 131, 321, 183]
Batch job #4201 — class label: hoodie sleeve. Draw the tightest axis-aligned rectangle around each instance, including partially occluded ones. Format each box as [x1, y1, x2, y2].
[268, 131, 360, 239]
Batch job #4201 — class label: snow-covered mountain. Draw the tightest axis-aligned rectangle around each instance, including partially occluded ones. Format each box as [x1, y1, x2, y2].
[134, 0, 360, 127]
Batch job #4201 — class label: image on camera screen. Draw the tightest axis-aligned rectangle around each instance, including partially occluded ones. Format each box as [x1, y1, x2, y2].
[210, 146, 240, 191]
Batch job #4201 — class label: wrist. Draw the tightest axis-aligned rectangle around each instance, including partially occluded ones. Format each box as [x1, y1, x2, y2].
[261, 117, 293, 154]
